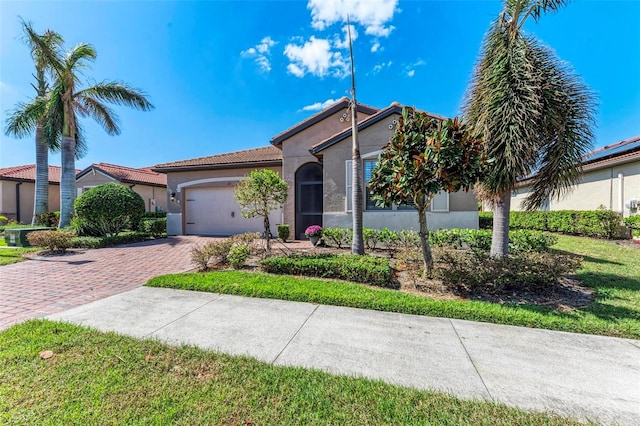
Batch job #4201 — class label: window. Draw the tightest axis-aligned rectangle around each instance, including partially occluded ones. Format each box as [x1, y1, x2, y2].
[345, 160, 352, 212]
[365, 160, 391, 210]
[430, 191, 449, 212]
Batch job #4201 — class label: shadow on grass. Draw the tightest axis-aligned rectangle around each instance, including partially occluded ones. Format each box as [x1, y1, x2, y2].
[551, 248, 624, 266]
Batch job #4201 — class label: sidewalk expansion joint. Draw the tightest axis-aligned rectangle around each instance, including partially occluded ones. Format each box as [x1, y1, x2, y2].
[271, 304, 320, 365]
[449, 319, 494, 401]
[144, 295, 221, 338]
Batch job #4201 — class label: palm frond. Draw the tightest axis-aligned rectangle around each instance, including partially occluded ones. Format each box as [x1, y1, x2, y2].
[74, 121, 88, 160]
[75, 95, 120, 135]
[42, 84, 65, 151]
[75, 81, 154, 111]
[4, 97, 48, 139]
[520, 0, 571, 26]
[19, 19, 65, 76]
[65, 43, 96, 71]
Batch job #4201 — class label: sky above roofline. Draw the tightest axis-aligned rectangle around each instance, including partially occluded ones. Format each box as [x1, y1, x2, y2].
[1, 0, 638, 170]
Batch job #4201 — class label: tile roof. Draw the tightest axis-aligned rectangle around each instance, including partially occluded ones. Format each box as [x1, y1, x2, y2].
[270, 97, 380, 146]
[152, 146, 283, 172]
[78, 163, 167, 186]
[0, 165, 76, 183]
[310, 102, 447, 155]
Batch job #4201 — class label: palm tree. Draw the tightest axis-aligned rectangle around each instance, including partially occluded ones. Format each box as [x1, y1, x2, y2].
[4, 22, 63, 225]
[22, 25, 154, 228]
[463, 0, 596, 257]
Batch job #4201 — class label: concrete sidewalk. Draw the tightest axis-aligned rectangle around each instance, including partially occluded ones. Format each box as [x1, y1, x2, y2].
[48, 287, 640, 425]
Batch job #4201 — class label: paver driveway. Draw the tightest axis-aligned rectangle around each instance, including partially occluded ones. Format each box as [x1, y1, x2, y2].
[0, 236, 221, 330]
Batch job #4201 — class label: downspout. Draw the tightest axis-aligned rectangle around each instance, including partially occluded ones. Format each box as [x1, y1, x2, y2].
[15, 182, 22, 223]
[618, 172, 624, 214]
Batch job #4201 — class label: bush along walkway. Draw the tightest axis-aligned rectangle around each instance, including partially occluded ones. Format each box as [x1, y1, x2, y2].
[45, 287, 640, 426]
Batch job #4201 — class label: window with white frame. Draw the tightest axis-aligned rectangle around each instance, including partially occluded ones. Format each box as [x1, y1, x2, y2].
[430, 191, 449, 212]
[364, 160, 390, 210]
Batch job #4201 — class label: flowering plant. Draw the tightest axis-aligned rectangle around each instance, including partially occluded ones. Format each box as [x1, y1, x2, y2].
[304, 225, 323, 238]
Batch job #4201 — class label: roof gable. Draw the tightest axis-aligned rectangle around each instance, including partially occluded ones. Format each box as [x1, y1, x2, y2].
[270, 97, 379, 146]
[310, 103, 447, 155]
[77, 163, 167, 186]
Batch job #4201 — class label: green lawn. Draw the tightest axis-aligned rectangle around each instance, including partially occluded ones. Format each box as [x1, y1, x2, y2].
[0, 238, 38, 266]
[148, 235, 640, 339]
[0, 320, 579, 425]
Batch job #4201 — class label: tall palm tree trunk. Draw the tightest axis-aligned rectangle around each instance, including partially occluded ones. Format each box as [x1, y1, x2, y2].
[32, 125, 49, 224]
[58, 136, 76, 228]
[351, 104, 365, 255]
[490, 191, 511, 257]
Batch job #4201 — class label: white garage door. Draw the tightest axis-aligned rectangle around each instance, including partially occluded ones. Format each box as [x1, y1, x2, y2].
[185, 187, 281, 236]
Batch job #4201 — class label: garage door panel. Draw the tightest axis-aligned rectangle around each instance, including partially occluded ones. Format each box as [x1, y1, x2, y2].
[185, 187, 281, 236]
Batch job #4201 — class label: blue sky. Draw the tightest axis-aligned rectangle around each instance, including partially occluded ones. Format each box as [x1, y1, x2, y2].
[1, 0, 639, 170]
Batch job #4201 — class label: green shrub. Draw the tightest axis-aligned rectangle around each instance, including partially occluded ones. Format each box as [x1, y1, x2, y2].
[74, 183, 145, 237]
[574, 210, 624, 239]
[322, 227, 352, 249]
[70, 236, 105, 249]
[510, 211, 547, 230]
[190, 240, 234, 271]
[433, 249, 581, 292]
[545, 210, 576, 234]
[142, 211, 167, 218]
[428, 229, 555, 254]
[141, 218, 167, 236]
[260, 254, 391, 287]
[0, 215, 8, 226]
[623, 215, 640, 229]
[27, 230, 74, 253]
[478, 212, 493, 229]
[363, 228, 381, 249]
[228, 244, 250, 269]
[396, 230, 421, 250]
[70, 232, 151, 249]
[34, 211, 60, 227]
[277, 224, 290, 242]
[378, 227, 399, 250]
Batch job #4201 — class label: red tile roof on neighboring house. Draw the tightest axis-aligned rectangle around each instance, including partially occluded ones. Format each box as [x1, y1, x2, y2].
[78, 163, 167, 186]
[0, 165, 77, 183]
[152, 146, 283, 172]
[310, 102, 447, 155]
[270, 97, 380, 146]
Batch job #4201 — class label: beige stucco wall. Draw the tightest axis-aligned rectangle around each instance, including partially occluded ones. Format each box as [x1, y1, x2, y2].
[280, 107, 373, 232]
[76, 172, 167, 212]
[513, 159, 640, 217]
[0, 180, 61, 224]
[320, 114, 479, 230]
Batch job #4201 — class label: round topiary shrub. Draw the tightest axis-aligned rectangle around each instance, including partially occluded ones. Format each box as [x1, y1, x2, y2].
[74, 183, 145, 237]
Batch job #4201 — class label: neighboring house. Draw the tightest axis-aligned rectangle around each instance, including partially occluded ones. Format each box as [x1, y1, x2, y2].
[512, 135, 640, 217]
[76, 163, 167, 212]
[0, 165, 68, 224]
[154, 98, 480, 238]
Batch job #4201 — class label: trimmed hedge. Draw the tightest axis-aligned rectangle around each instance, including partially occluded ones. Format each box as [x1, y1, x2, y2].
[260, 254, 391, 287]
[479, 210, 625, 239]
[70, 232, 152, 249]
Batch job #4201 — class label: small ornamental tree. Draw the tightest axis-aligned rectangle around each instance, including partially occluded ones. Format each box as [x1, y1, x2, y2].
[369, 108, 488, 274]
[74, 182, 145, 237]
[234, 169, 288, 253]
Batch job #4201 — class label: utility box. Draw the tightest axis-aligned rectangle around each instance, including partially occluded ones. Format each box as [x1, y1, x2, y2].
[4, 228, 54, 247]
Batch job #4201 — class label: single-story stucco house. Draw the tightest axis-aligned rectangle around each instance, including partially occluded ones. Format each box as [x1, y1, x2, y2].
[0, 165, 69, 223]
[76, 163, 167, 212]
[512, 135, 640, 218]
[154, 99, 479, 238]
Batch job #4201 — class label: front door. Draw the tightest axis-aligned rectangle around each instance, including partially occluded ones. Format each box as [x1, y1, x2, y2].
[295, 163, 323, 239]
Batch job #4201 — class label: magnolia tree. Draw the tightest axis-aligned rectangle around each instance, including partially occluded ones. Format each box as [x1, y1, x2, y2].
[234, 169, 288, 253]
[369, 108, 488, 274]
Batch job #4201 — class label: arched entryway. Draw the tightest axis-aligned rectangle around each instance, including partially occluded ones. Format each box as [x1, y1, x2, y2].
[295, 162, 323, 240]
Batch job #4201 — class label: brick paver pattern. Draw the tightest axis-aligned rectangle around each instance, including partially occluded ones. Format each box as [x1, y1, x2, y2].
[0, 236, 224, 330]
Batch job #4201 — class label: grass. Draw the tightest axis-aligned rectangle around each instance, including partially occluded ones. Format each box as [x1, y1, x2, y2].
[0, 320, 580, 425]
[0, 238, 38, 266]
[148, 235, 640, 339]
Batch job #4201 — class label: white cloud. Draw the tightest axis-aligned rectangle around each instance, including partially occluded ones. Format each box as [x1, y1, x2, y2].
[284, 36, 349, 78]
[300, 98, 339, 111]
[371, 42, 380, 53]
[241, 36, 277, 73]
[405, 59, 426, 78]
[308, 0, 398, 38]
[334, 24, 358, 49]
[370, 60, 392, 75]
